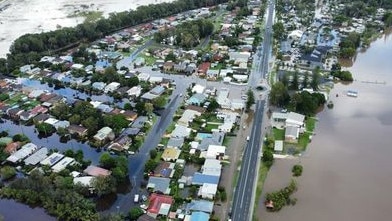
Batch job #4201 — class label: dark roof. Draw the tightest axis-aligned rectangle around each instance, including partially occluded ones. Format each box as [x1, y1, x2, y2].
[33, 113, 50, 122]
[123, 127, 141, 136]
[154, 162, 173, 178]
[132, 116, 148, 128]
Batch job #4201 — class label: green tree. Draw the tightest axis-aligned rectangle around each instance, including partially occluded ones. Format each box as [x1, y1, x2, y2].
[135, 101, 146, 115]
[149, 149, 157, 159]
[269, 82, 290, 107]
[152, 96, 167, 109]
[272, 22, 285, 40]
[0, 93, 9, 101]
[129, 207, 144, 220]
[262, 150, 274, 168]
[207, 98, 220, 112]
[99, 152, 116, 169]
[12, 134, 29, 142]
[144, 103, 154, 115]
[292, 164, 303, 177]
[291, 72, 299, 90]
[69, 114, 81, 125]
[124, 103, 132, 110]
[0, 166, 16, 180]
[245, 89, 255, 111]
[311, 69, 321, 90]
[91, 176, 116, 196]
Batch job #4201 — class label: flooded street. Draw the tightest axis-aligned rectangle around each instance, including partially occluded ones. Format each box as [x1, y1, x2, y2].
[260, 35, 392, 221]
[0, 0, 173, 57]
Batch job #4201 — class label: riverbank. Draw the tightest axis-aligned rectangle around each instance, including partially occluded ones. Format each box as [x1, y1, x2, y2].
[0, 0, 174, 57]
[259, 33, 392, 221]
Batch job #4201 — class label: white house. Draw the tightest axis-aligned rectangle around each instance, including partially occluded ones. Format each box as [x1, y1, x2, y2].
[104, 82, 121, 93]
[127, 85, 142, 97]
[192, 84, 205, 94]
[205, 145, 226, 159]
[94, 127, 115, 142]
[285, 126, 300, 143]
[178, 109, 201, 127]
[199, 183, 218, 199]
[286, 112, 305, 128]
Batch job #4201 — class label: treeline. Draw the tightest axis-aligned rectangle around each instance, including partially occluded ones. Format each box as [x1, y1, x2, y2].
[339, 32, 361, 59]
[154, 19, 214, 49]
[0, 0, 228, 73]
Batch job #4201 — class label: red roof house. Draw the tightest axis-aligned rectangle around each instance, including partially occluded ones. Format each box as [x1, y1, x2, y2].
[147, 193, 173, 218]
[197, 62, 211, 75]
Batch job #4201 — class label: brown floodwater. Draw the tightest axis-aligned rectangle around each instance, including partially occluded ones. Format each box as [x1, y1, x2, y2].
[259, 34, 392, 221]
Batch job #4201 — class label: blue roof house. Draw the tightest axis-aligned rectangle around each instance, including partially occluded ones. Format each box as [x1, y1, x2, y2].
[187, 93, 207, 106]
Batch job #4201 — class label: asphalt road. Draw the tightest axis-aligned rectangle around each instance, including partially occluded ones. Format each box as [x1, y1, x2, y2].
[231, 100, 265, 221]
[231, 1, 275, 220]
[110, 79, 187, 212]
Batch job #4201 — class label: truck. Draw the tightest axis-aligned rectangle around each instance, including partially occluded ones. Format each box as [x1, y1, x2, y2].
[134, 194, 140, 203]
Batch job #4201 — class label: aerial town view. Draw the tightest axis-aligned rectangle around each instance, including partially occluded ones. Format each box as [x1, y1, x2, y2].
[0, 0, 391, 220]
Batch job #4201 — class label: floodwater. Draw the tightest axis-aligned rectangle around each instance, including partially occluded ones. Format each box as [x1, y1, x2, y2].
[0, 199, 56, 221]
[0, 0, 173, 57]
[259, 34, 392, 221]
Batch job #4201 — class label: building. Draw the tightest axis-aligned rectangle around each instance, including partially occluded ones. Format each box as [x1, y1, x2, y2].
[286, 112, 305, 128]
[84, 165, 112, 177]
[147, 177, 171, 194]
[6, 143, 38, 163]
[178, 109, 201, 127]
[104, 82, 121, 93]
[4, 142, 21, 154]
[201, 159, 222, 176]
[204, 145, 226, 159]
[67, 125, 88, 137]
[171, 125, 191, 138]
[52, 157, 75, 172]
[274, 140, 284, 152]
[127, 86, 142, 97]
[186, 200, 214, 214]
[93, 127, 115, 142]
[187, 93, 207, 106]
[192, 173, 220, 186]
[24, 147, 48, 165]
[108, 135, 132, 151]
[167, 137, 185, 149]
[285, 126, 300, 143]
[199, 183, 218, 199]
[147, 194, 173, 218]
[40, 152, 64, 166]
[153, 162, 175, 178]
[161, 148, 181, 162]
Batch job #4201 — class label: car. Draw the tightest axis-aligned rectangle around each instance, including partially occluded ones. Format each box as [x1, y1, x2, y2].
[246, 136, 250, 141]
[179, 93, 183, 97]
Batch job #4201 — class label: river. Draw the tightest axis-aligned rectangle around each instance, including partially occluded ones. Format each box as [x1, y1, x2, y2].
[259, 34, 392, 220]
[0, 0, 173, 57]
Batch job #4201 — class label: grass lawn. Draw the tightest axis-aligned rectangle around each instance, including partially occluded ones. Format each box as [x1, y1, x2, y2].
[306, 117, 317, 132]
[297, 132, 311, 152]
[273, 128, 285, 140]
[160, 137, 170, 146]
[138, 53, 157, 66]
[205, 123, 219, 132]
[166, 122, 176, 134]
[253, 163, 270, 221]
[222, 136, 233, 147]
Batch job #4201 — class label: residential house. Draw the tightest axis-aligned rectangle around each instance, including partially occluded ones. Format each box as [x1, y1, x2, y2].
[216, 88, 231, 109]
[147, 177, 171, 194]
[6, 143, 38, 163]
[285, 126, 300, 143]
[286, 112, 305, 128]
[178, 109, 201, 127]
[127, 86, 142, 97]
[149, 76, 163, 84]
[197, 131, 225, 151]
[67, 125, 88, 137]
[40, 152, 64, 166]
[187, 93, 207, 106]
[120, 110, 138, 121]
[186, 105, 206, 114]
[192, 84, 205, 94]
[52, 157, 75, 173]
[104, 82, 121, 93]
[201, 159, 222, 176]
[167, 137, 185, 149]
[161, 148, 181, 162]
[134, 57, 145, 67]
[204, 145, 226, 159]
[198, 183, 218, 199]
[271, 112, 287, 129]
[146, 194, 173, 218]
[186, 200, 214, 214]
[33, 113, 50, 123]
[24, 147, 48, 165]
[123, 127, 141, 136]
[150, 85, 165, 96]
[197, 62, 211, 76]
[171, 125, 191, 138]
[138, 73, 150, 81]
[108, 135, 132, 151]
[4, 142, 21, 154]
[192, 173, 220, 186]
[92, 82, 107, 91]
[7, 107, 23, 119]
[84, 165, 112, 177]
[206, 70, 220, 80]
[93, 127, 115, 142]
[131, 116, 148, 128]
[163, 61, 174, 72]
[153, 162, 175, 178]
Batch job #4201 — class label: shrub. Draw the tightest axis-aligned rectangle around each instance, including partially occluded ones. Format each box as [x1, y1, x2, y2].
[292, 164, 303, 177]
